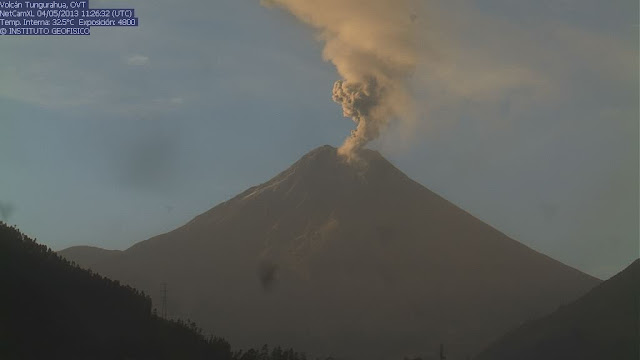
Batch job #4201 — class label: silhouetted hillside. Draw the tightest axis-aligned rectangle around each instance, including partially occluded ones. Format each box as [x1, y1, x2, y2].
[61, 145, 600, 360]
[0, 222, 316, 360]
[475, 259, 640, 360]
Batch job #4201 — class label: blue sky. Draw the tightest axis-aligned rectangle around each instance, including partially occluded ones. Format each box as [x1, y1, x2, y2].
[1, 0, 638, 279]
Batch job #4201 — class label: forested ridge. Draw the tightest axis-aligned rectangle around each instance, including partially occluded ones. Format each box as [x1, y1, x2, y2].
[0, 222, 325, 360]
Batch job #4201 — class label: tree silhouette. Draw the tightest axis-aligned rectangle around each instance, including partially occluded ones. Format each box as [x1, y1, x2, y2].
[0, 222, 331, 360]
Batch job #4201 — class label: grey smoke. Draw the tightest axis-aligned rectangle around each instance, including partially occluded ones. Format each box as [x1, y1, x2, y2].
[332, 78, 385, 152]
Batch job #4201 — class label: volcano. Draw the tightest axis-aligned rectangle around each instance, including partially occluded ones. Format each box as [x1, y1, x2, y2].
[61, 145, 599, 359]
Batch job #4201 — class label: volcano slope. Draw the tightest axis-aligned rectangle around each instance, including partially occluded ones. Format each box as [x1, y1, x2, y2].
[60, 145, 599, 360]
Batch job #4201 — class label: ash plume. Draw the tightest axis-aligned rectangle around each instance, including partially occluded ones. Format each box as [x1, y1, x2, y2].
[262, 0, 418, 159]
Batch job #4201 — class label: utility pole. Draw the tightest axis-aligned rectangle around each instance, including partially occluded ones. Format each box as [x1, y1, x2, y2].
[439, 343, 446, 360]
[161, 282, 168, 319]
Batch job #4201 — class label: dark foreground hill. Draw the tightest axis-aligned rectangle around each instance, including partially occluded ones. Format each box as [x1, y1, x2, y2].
[61, 145, 600, 360]
[475, 259, 640, 360]
[0, 223, 314, 360]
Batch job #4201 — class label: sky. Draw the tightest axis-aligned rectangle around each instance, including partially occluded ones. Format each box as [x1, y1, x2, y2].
[1, 0, 638, 279]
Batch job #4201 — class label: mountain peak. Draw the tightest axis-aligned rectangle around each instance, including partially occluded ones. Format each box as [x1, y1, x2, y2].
[287, 145, 404, 183]
[294, 144, 384, 167]
[234, 145, 415, 208]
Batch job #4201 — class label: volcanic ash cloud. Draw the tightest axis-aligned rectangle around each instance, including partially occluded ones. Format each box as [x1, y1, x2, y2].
[262, 0, 418, 158]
